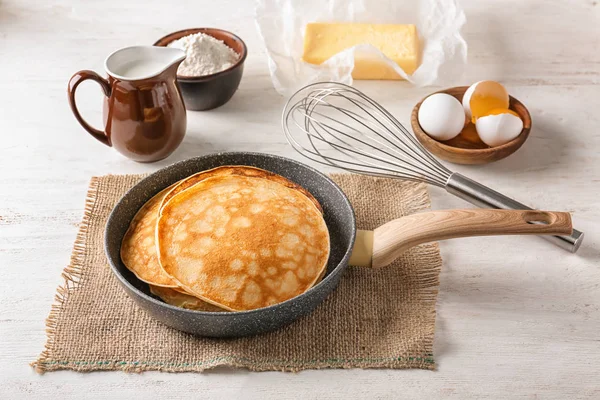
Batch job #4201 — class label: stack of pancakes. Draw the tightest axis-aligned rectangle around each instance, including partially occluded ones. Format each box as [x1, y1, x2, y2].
[120, 166, 330, 312]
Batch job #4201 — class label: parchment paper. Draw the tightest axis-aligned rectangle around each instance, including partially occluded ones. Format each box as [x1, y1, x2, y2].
[255, 0, 468, 95]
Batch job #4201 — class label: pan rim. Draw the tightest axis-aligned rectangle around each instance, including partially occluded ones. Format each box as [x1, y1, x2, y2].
[104, 151, 357, 317]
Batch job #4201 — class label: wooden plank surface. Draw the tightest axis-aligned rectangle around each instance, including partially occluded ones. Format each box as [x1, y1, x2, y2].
[0, 0, 599, 398]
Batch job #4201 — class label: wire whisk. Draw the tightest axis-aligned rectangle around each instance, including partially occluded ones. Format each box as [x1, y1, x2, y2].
[282, 82, 583, 253]
[283, 83, 452, 187]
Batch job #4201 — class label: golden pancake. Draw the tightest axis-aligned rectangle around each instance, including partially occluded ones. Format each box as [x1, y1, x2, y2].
[160, 166, 323, 211]
[149, 285, 224, 312]
[156, 168, 330, 311]
[121, 186, 179, 288]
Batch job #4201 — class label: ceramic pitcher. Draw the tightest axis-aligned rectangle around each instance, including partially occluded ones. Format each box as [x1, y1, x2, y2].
[68, 46, 187, 162]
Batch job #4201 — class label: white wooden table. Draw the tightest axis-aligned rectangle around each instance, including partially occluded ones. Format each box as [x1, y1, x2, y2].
[1, 0, 599, 398]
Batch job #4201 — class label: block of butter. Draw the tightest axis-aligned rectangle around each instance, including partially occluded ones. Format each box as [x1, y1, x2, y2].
[302, 23, 420, 80]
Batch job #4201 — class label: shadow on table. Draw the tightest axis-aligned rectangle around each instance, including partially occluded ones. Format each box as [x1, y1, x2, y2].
[575, 240, 600, 262]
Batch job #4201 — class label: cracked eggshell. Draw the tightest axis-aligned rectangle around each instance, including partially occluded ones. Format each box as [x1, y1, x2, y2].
[462, 81, 510, 122]
[476, 112, 524, 147]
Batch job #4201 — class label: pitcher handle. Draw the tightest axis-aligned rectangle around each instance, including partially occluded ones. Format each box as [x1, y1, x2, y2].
[68, 70, 112, 146]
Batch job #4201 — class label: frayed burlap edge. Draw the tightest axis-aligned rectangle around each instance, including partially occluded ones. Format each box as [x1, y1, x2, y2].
[32, 175, 442, 373]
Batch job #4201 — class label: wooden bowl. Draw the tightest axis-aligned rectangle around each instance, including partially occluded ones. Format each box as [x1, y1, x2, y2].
[411, 86, 532, 165]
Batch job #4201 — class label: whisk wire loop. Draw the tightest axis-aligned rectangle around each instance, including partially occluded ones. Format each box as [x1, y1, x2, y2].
[283, 82, 452, 187]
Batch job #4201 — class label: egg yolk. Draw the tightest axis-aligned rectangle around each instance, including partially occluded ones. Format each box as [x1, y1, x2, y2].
[469, 82, 510, 122]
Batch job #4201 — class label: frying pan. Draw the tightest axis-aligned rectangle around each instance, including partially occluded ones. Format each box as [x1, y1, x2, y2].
[105, 152, 572, 337]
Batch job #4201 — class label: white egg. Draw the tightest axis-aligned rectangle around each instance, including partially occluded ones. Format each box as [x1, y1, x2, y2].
[417, 93, 465, 141]
[475, 112, 524, 147]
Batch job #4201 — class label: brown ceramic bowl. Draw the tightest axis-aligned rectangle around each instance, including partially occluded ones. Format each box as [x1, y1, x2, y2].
[154, 28, 247, 111]
[411, 86, 532, 165]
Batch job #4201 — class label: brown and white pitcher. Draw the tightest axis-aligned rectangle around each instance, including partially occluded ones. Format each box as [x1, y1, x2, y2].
[68, 46, 187, 162]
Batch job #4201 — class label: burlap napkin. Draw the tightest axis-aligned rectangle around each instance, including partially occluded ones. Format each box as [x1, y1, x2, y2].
[32, 173, 441, 373]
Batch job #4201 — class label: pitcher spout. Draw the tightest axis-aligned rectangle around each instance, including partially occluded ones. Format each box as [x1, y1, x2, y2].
[104, 46, 185, 81]
[159, 46, 187, 69]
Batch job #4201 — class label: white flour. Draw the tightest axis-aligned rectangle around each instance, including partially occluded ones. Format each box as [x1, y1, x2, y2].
[167, 32, 239, 76]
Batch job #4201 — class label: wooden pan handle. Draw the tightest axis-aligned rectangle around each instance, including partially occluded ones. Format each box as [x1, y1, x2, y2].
[371, 209, 572, 268]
